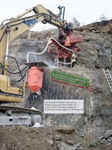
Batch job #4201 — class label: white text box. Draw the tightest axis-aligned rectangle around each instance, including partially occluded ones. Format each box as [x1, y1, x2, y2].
[44, 99, 84, 114]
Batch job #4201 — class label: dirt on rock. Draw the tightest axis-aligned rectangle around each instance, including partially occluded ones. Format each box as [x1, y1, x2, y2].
[0, 20, 112, 150]
[0, 125, 112, 150]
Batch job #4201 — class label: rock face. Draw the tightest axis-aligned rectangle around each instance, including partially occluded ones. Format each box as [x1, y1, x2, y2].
[8, 20, 112, 144]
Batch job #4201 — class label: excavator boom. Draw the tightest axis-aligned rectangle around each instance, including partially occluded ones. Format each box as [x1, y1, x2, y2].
[0, 4, 67, 63]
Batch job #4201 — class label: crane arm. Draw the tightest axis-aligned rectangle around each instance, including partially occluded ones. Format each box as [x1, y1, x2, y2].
[0, 4, 68, 63]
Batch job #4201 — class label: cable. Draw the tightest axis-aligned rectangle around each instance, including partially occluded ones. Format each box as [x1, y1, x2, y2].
[11, 74, 26, 83]
[1, 56, 27, 84]
[3, 55, 24, 79]
[27, 37, 74, 63]
[0, 62, 27, 74]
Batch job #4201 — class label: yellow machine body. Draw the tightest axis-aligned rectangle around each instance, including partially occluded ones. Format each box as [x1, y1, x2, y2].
[0, 75, 22, 103]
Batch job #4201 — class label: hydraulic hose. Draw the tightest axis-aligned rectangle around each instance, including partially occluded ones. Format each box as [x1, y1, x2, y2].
[0, 62, 27, 74]
[11, 74, 26, 83]
[26, 37, 74, 63]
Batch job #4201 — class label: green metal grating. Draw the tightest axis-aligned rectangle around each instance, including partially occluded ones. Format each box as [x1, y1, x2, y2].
[51, 70, 90, 87]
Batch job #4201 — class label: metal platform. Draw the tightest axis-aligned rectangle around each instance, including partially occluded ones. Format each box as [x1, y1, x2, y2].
[26, 61, 48, 68]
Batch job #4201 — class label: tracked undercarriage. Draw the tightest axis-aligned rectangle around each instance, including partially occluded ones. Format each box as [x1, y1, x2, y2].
[0, 105, 43, 126]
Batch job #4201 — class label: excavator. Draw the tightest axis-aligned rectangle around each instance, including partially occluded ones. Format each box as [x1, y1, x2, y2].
[0, 4, 83, 126]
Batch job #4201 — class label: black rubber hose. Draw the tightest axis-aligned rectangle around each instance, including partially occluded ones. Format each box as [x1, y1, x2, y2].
[3, 55, 24, 79]
[0, 62, 27, 74]
[11, 74, 26, 83]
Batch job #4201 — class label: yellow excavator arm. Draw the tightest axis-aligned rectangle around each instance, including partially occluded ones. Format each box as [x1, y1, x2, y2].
[0, 4, 67, 64]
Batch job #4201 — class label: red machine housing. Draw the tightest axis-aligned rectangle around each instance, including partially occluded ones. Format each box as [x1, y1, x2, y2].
[26, 66, 44, 93]
[64, 35, 83, 47]
[48, 30, 83, 62]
